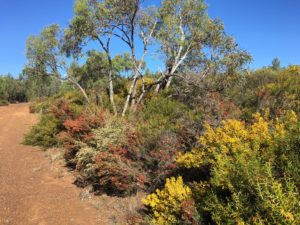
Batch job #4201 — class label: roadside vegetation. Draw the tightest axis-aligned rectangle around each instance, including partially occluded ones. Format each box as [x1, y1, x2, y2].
[0, 75, 27, 105]
[24, 64, 300, 224]
[1, 0, 300, 224]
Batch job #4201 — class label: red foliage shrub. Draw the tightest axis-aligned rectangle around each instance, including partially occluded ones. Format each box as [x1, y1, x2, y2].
[51, 100, 75, 122]
[203, 91, 241, 126]
[63, 112, 104, 139]
[94, 148, 146, 196]
[180, 199, 199, 225]
[57, 131, 79, 167]
[144, 132, 182, 190]
[148, 148, 178, 186]
[58, 110, 105, 166]
[62, 115, 147, 196]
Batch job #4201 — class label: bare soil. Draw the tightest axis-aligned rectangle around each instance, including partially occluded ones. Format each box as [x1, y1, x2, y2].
[0, 104, 142, 225]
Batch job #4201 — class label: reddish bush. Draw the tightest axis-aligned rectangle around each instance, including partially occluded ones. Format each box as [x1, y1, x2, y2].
[203, 92, 241, 125]
[58, 110, 105, 166]
[63, 112, 104, 139]
[94, 148, 146, 196]
[142, 132, 182, 190]
[180, 199, 200, 225]
[147, 148, 178, 189]
[51, 100, 75, 121]
[63, 116, 148, 196]
[95, 130, 145, 196]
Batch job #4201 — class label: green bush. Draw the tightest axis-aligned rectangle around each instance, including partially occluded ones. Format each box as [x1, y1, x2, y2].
[0, 99, 9, 106]
[29, 91, 86, 114]
[230, 68, 300, 120]
[137, 96, 188, 145]
[29, 98, 51, 113]
[25, 92, 87, 148]
[24, 114, 59, 147]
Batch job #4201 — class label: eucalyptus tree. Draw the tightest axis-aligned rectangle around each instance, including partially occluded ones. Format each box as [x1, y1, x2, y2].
[271, 57, 281, 71]
[120, 5, 158, 115]
[63, 0, 124, 115]
[202, 19, 251, 76]
[69, 50, 132, 105]
[152, 0, 251, 93]
[25, 24, 90, 103]
[63, 0, 158, 115]
[61, 0, 250, 114]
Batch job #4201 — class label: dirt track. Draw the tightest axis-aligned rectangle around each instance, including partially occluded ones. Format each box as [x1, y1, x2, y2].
[0, 104, 100, 225]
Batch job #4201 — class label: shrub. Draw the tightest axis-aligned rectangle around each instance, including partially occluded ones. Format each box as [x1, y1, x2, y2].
[63, 111, 105, 140]
[0, 99, 9, 106]
[282, 65, 300, 76]
[143, 176, 196, 225]
[25, 94, 87, 148]
[144, 132, 181, 190]
[230, 69, 300, 120]
[138, 96, 188, 144]
[58, 110, 105, 166]
[24, 114, 59, 147]
[94, 146, 145, 196]
[137, 96, 195, 189]
[29, 91, 86, 115]
[70, 117, 145, 196]
[145, 111, 300, 224]
[29, 98, 51, 113]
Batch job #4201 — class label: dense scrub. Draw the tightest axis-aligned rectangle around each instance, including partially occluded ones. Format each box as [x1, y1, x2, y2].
[231, 66, 300, 120]
[24, 60, 300, 224]
[142, 66, 300, 224]
[18, 0, 300, 223]
[145, 111, 300, 224]
[0, 75, 27, 104]
[25, 92, 194, 195]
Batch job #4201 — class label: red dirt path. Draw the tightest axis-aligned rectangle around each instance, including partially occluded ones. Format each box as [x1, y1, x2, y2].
[0, 104, 101, 225]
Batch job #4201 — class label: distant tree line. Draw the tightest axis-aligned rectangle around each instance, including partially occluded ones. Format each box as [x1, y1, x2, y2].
[0, 75, 26, 104]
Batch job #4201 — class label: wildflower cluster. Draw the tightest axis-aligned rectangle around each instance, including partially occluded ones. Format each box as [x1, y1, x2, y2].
[143, 176, 192, 225]
[145, 111, 300, 224]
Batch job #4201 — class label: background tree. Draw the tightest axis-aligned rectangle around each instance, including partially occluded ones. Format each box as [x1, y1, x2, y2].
[69, 51, 132, 106]
[25, 24, 90, 103]
[63, 0, 123, 114]
[21, 67, 60, 100]
[0, 74, 27, 103]
[271, 57, 281, 70]
[64, 0, 158, 115]
[153, 0, 251, 92]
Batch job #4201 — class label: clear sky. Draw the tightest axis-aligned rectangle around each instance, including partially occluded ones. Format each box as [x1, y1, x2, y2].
[0, 0, 299, 76]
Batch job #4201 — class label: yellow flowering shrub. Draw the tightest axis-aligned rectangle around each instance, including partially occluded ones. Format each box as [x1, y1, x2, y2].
[175, 111, 300, 224]
[143, 176, 192, 225]
[282, 65, 300, 76]
[177, 112, 295, 169]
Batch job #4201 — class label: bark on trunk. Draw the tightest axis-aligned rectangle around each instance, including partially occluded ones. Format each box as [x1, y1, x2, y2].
[68, 78, 90, 104]
[108, 67, 117, 115]
[122, 72, 138, 116]
[165, 76, 173, 90]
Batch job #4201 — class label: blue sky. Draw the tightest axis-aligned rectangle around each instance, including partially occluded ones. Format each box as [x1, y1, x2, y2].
[0, 0, 299, 76]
